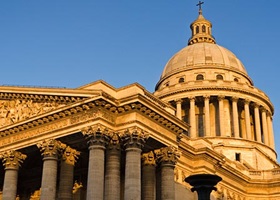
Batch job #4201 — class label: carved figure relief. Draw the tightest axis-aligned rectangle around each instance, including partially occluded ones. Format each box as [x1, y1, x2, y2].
[0, 99, 65, 127]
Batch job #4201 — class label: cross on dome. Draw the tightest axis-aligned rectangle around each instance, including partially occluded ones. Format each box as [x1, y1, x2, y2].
[196, 1, 204, 15]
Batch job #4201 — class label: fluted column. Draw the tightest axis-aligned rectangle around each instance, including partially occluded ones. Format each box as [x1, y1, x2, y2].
[37, 139, 66, 200]
[232, 97, 240, 138]
[0, 150, 26, 200]
[175, 99, 182, 119]
[204, 95, 211, 137]
[121, 128, 149, 200]
[189, 97, 196, 138]
[58, 146, 80, 200]
[267, 112, 275, 149]
[141, 151, 156, 200]
[82, 125, 110, 200]
[261, 108, 269, 145]
[105, 133, 121, 200]
[155, 146, 180, 200]
[244, 99, 252, 140]
[253, 103, 262, 142]
[218, 96, 225, 136]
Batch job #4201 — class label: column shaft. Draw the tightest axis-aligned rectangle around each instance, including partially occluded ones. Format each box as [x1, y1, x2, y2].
[254, 105, 262, 142]
[155, 146, 179, 200]
[232, 98, 240, 138]
[218, 96, 225, 136]
[204, 96, 211, 137]
[267, 113, 275, 149]
[176, 99, 182, 119]
[142, 151, 156, 200]
[244, 100, 252, 140]
[1, 150, 26, 200]
[41, 157, 58, 200]
[261, 109, 269, 145]
[58, 162, 74, 200]
[105, 147, 121, 200]
[161, 163, 175, 200]
[2, 169, 18, 200]
[189, 97, 196, 138]
[124, 147, 142, 200]
[87, 145, 106, 200]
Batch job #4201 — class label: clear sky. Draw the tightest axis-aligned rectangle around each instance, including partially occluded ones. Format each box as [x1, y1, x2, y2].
[1, 1, 280, 159]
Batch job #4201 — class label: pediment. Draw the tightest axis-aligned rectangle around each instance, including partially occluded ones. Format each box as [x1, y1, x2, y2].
[0, 99, 66, 127]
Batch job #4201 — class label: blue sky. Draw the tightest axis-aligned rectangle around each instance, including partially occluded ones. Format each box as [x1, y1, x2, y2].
[1, 1, 280, 159]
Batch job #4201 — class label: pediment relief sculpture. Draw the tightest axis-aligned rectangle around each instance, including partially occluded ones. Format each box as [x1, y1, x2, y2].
[0, 99, 65, 127]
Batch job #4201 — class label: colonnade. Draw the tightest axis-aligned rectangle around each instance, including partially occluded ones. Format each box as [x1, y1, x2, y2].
[175, 96, 274, 148]
[0, 127, 180, 200]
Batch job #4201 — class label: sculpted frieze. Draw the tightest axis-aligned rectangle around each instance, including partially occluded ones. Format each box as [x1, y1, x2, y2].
[0, 107, 115, 148]
[0, 99, 65, 127]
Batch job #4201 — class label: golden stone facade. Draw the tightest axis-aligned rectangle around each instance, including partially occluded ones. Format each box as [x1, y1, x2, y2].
[0, 5, 280, 200]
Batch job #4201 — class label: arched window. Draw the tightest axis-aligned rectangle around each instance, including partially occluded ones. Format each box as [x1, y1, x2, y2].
[202, 25, 206, 33]
[178, 77, 185, 83]
[196, 26, 199, 34]
[234, 78, 239, 82]
[196, 74, 204, 80]
[165, 82, 169, 87]
[216, 74, 223, 80]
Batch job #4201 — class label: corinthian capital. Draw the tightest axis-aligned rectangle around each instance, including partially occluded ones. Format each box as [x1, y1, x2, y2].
[37, 139, 66, 158]
[62, 146, 80, 166]
[154, 146, 180, 166]
[121, 127, 149, 149]
[0, 150, 27, 169]
[82, 125, 111, 147]
[142, 151, 156, 166]
[107, 132, 121, 150]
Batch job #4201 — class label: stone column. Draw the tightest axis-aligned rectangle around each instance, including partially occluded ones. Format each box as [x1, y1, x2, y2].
[82, 125, 111, 200]
[218, 96, 225, 136]
[175, 99, 182, 119]
[253, 103, 262, 143]
[121, 128, 148, 200]
[204, 95, 211, 137]
[155, 146, 180, 200]
[261, 108, 269, 145]
[189, 97, 196, 138]
[232, 97, 240, 138]
[37, 139, 66, 200]
[141, 151, 156, 200]
[58, 146, 80, 200]
[105, 133, 121, 200]
[267, 112, 275, 149]
[244, 99, 252, 140]
[0, 150, 26, 200]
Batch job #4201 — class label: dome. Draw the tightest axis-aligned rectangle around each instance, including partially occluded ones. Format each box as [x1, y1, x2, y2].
[156, 9, 253, 90]
[160, 43, 249, 79]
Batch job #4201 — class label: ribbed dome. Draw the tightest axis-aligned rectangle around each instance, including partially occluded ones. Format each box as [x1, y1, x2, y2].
[160, 43, 248, 79]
